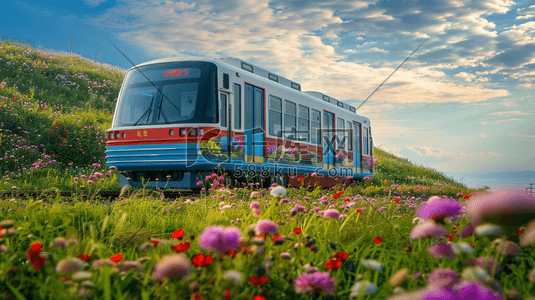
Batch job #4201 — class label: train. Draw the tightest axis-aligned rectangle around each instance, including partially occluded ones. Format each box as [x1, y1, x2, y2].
[105, 57, 374, 189]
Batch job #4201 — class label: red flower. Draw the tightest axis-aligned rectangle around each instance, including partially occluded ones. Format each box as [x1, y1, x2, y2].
[191, 253, 213, 268]
[60, 277, 70, 282]
[356, 209, 362, 213]
[249, 275, 269, 287]
[518, 230, 524, 235]
[151, 240, 160, 244]
[12, 94, 16, 102]
[110, 253, 123, 263]
[224, 289, 231, 300]
[0, 227, 4, 237]
[326, 258, 342, 270]
[56, 121, 61, 128]
[463, 195, 470, 200]
[190, 234, 195, 240]
[298, 177, 304, 181]
[337, 191, 344, 195]
[394, 198, 399, 203]
[170, 229, 184, 239]
[254, 235, 266, 241]
[227, 249, 237, 258]
[27, 242, 46, 270]
[272, 235, 282, 242]
[192, 294, 203, 300]
[344, 198, 350, 202]
[332, 194, 340, 199]
[171, 242, 190, 252]
[293, 228, 302, 234]
[78, 254, 90, 262]
[373, 237, 384, 244]
[253, 296, 266, 300]
[64, 129, 69, 136]
[333, 252, 348, 261]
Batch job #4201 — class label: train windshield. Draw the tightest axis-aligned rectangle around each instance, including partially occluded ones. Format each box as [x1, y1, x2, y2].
[114, 61, 217, 127]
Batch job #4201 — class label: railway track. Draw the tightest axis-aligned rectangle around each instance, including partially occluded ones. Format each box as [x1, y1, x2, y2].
[0, 190, 199, 200]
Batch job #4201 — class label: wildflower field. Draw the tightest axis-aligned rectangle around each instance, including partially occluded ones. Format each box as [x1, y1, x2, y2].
[1, 41, 535, 299]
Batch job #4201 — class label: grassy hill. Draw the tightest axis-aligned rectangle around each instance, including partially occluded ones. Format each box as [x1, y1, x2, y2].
[0, 41, 473, 195]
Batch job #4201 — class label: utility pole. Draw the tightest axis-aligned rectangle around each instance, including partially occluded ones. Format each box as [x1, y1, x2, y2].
[528, 183, 534, 195]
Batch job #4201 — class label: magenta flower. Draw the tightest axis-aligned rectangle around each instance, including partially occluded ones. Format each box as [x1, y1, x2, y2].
[92, 163, 101, 168]
[417, 197, 462, 221]
[255, 220, 278, 235]
[250, 201, 260, 210]
[198, 226, 241, 253]
[455, 281, 503, 300]
[294, 271, 335, 295]
[109, 166, 117, 170]
[295, 204, 305, 212]
[87, 180, 94, 185]
[466, 189, 535, 228]
[428, 243, 455, 259]
[410, 220, 447, 240]
[324, 209, 340, 219]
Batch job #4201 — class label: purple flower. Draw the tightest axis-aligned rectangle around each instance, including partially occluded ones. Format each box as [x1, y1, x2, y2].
[280, 198, 290, 204]
[198, 226, 241, 253]
[427, 268, 459, 289]
[466, 189, 535, 228]
[417, 197, 462, 221]
[255, 220, 278, 235]
[250, 201, 260, 210]
[295, 204, 305, 212]
[410, 220, 447, 240]
[152, 254, 191, 281]
[294, 271, 335, 295]
[455, 281, 503, 300]
[428, 243, 456, 259]
[324, 209, 340, 219]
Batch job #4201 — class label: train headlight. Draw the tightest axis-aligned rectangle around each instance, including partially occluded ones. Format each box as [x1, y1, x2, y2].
[188, 128, 196, 136]
[179, 128, 187, 137]
[122, 132, 126, 138]
[198, 128, 204, 136]
[169, 129, 174, 136]
[109, 132, 114, 140]
[115, 132, 120, 139]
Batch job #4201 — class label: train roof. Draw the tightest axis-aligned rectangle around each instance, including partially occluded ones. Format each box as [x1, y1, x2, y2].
[131, 57, 370, 124]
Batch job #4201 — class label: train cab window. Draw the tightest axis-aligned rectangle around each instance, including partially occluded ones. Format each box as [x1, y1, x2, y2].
[284, 100, 297, 140]
[298, 105, 309, 142]
[347, 121, 353, 151]
[337, 117, 345, 149]
[269, 95, 282, 137]
[234, 83, 241, 129]
[363, 127, 369, 155]
[220, 93, 227, 127]
[311, 109, 321, 145]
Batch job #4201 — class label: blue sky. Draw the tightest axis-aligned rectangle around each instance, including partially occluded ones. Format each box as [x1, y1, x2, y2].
[2, 0, 535, 176]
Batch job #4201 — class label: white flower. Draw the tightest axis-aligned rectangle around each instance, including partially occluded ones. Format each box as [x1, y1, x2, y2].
[452, 242, 474, 255]
[350, 281, 378, 298]
[220, 205, 232, 210]
[462, 266, 491, 284]
[475, 223, 502, 236]
[361, 259, 383, 272]
[219, 201, 225, 206]
[223, 270, 244, 285]
[270, 185, 287, 197]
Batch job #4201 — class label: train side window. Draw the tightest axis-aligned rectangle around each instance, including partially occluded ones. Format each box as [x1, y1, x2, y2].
[347, 121, 353, 151]
[233, 83, 241, 129]
[269, 95, 282, 137]
[363, 127, 369, 155]
[284, 100, 297, 140]
[220, 93, 227, 127]
[337, 117, 345, 149]
[311, 109, 321, 145]
[298, 105, 309, 142]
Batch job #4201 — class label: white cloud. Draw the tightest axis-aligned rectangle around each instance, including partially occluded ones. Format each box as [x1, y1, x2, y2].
[84, 0, 107, 7]
[480, 121, 489, 124]
[344, 49, 357, 53]
[487, 110, 534, 115]
[516, 5, 535, 20]
[510, 131, 535, 138]
[481, 134, 487, 138]
[404, 145, 499, 159]
[493, 118, 523, 123]
[500, 101, 519, 107]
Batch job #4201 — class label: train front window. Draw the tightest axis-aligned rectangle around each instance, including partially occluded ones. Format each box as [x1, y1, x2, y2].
[114, 61, 217, 127]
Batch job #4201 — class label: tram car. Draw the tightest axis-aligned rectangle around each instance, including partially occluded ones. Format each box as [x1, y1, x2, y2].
[105, 57, 374, 188]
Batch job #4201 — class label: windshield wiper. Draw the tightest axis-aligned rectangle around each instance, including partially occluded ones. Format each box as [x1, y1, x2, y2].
[158, 95, 170, 124]
[134, 94, 154, 126]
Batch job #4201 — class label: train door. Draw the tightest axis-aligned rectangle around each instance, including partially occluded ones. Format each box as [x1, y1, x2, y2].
[244, 83, 265, 163]
[353, 122, 361, 172]
[219, 90, 232, 160]
[323, 111, 335, 169]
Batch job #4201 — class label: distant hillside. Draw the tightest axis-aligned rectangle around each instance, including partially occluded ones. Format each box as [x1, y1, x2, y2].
[0, 41, 472, 192]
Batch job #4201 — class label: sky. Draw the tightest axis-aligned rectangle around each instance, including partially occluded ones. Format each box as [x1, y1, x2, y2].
[2, 0, 535, 182]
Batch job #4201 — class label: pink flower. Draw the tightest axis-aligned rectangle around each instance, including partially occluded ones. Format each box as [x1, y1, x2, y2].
[87, 180, 94, 185]
[417, 197, 462, 221]
[428, 243, 455, 259]
[250, 201, 260, 210]
[410, 220, 447, 240]
[198, 226, 241, 253]
[152, 254, 190, 281]
[324, 209, 340, 219]
[255, 220, 278, 235]
[109, 166, 117, 170]
[294, 272, 335, 295]
[427, 268, 459, 288]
